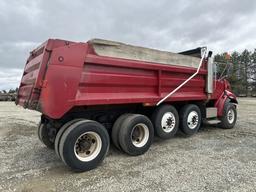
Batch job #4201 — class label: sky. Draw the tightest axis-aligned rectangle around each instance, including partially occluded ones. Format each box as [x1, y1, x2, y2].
[1, 0, 256, 90]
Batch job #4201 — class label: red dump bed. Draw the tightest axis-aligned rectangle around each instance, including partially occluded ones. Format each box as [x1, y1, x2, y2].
[16, 39, 216, 119]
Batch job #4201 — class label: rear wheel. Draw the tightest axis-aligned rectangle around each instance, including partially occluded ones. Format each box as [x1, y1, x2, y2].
[38, 122, 55, 149]
[179, 104, 201, 136]
[118, 114, 154, 156]
[111, 114, 131, 151]
[151, 105, 179, 139]
[58, 120, 110, 172]
[219, 102, 237, 129]
[54, 118, 84, 159]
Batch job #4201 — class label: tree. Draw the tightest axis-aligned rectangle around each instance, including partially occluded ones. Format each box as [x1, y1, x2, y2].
[214, 49, 255, 96]
[249, 49, 256, 94]
[8, 89, 16, 94]
[240, 50, 251, 94]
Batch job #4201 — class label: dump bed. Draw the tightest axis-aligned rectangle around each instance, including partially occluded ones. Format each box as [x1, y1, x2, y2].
[16, 38, 208, 119]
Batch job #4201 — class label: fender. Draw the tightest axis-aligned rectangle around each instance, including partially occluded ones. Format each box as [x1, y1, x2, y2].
[215, 90, 238, 117]
[225, 90, 238, 104]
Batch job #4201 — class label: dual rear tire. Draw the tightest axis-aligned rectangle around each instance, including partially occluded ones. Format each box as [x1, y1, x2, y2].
[55, 120, 110, 172]
[112, 114, 154, 156]
[55, 115, 154, 171]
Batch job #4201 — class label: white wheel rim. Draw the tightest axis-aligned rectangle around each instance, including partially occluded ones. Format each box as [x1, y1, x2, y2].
[131, 123, 149, 148]
[74, 131, 102, 162]
[161, 112, 176, 133]
[187, 111, 199, 129]
[227, 109, 235, 124]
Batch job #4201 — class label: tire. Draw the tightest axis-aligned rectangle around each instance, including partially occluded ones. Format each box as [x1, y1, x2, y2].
[179, 104, 202, 136]
[111, 114, 131, 151]
[59, 120, 110, 172]
[219, 102, 237, 129]
[37, 121, 43, 142]
[38, 122, 54, 149]
[151, 105, 179, 139]
[119, 114, 154, 156]
[54, 118, 84, 159]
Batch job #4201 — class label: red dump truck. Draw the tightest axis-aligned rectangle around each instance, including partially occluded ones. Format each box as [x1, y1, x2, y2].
[16, 39, 238, 171]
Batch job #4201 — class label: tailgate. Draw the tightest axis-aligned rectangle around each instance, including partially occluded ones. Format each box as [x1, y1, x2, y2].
[16, 39, 76, 110]
[16, 40, 52, 110]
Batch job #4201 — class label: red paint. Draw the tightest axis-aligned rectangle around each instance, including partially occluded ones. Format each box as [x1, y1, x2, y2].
[16, 39, 236, 119]
[213, 80, 237, 116]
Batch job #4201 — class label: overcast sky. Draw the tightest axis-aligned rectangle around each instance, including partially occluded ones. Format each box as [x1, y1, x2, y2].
[1, 0, 256, 90]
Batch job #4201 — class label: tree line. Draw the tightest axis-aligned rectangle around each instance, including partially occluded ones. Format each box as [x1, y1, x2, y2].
[214, 49, 256, 96]
[0, 88, 18, 94]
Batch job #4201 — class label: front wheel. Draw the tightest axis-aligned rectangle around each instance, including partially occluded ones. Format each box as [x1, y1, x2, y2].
[219, 102, 237, 129]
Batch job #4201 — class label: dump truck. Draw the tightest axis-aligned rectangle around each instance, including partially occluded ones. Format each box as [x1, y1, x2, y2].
[16, 39, 238, 171]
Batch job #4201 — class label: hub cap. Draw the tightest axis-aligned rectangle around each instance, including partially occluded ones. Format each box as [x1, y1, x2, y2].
[74, 132, 102, 162]
[227, 109, 235, 124]
[131, 123, 149, 147]
[187, 111, 199, 129]
[161, 112, 176, 133]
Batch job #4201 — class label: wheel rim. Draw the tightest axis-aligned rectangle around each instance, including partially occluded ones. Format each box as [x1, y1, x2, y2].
[187, 111, 199, 129]
[161, 112, 176, 133]
[74, 131, 102, 162]
[131, 123, 149, 147]
[227, 109, 235, 124]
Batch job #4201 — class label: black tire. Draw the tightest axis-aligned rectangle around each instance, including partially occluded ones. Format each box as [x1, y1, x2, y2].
[38, 122, 54, 149]
[119, 114, 154, 156]
[37, 121, 43, 141]
[151, 105, 179, 139]
[219, 102, 237, 129]
[111, 114, 131, 151]
[54, 118, 84, 159]
[59, 120, 110, 172]
[179, 104, 202, 136]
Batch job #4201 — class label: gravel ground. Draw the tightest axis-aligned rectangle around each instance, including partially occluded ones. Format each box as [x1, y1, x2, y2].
[0, 98, 256, 192]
